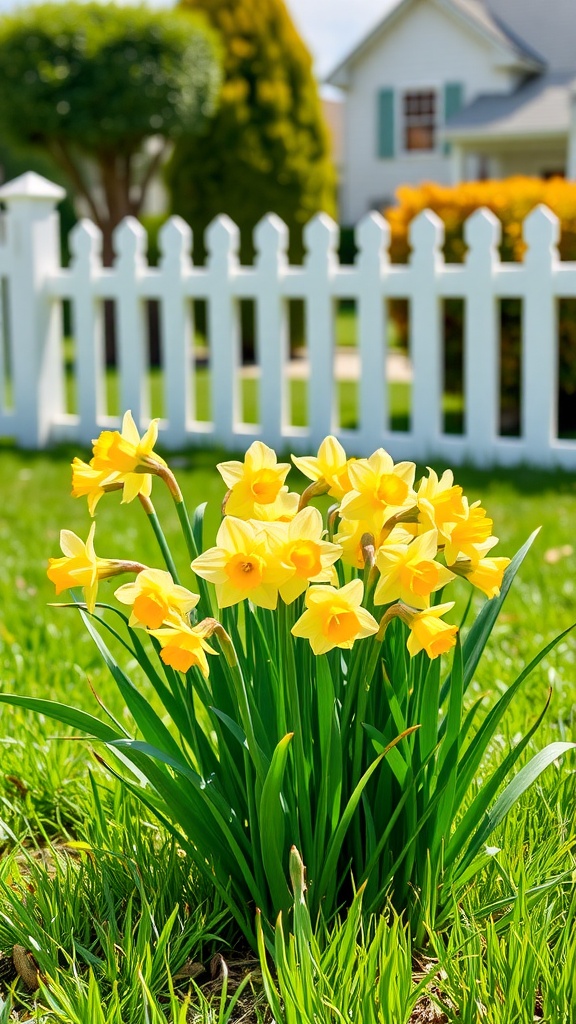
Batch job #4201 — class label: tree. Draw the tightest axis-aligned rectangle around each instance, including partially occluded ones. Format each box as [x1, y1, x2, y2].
[166, 0, 336, 265]
[0, 2, 221, 264]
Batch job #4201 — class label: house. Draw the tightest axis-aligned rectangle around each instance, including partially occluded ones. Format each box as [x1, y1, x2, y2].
[326, 0, 576, 224]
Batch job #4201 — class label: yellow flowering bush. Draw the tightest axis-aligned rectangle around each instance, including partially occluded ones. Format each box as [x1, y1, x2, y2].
[3, 416, 573, 947]
[385, 177, 576, 431]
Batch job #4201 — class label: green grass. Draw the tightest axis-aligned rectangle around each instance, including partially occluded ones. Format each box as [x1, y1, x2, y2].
[0, 442, 576, 1019]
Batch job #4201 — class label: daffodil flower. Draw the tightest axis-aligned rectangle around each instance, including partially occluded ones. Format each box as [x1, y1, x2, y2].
[191, 516, 291, 609]
[292, 436, 355, 500]
[449, 556, 511, 598]
[47, 524, 142, 613]
[404, 602, 458, 659]
[291, 579, 379, 655]
[335, 517, 416, 570]
[265, 507, 342, 604]
[339, 449, 417, 525]
[443, 499, 497, 565]
[114, 568, 199, 629]
[416, 468, 465, 543]
[71, 456, 153, 514]
[150, 619, 217, 677]
[374, 530, 455, 609]
[91, 411, 166, 499]
[218, 441, 297, 520]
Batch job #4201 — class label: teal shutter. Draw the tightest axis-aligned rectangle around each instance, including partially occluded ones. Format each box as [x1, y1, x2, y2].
[443, 82, 464, 155]
[377, 88, 395, 158]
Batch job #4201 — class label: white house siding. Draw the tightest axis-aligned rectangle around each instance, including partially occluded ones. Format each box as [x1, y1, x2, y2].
[340, 0, 519, 224]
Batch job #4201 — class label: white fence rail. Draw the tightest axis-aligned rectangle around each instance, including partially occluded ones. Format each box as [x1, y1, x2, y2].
[0, 170, 575, 467]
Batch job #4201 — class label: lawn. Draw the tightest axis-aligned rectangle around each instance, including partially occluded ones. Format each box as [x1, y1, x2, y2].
[0, 440, 575, 1020]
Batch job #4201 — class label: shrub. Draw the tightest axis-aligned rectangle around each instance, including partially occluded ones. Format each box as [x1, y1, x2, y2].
[166, 0, 336, 267]
[384, 177, 576, 433]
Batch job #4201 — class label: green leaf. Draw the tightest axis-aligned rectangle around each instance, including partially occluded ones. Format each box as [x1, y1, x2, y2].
[0, 693, 124, 742]
[454, 624, 574, 813]
[259, 733, 294, 913]
[445, 688, 552, 874]
[78, 606, 186, 765]
[461, 741, 576, 869]
[210, 707, 248, 750]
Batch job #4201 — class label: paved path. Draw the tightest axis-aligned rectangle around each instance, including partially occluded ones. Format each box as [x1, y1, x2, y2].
[240, 347, 413, 383]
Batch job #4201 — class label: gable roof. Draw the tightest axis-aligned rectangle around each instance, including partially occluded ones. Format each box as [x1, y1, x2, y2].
[443, 70, 576, 139]
[326, 0, 545, 88]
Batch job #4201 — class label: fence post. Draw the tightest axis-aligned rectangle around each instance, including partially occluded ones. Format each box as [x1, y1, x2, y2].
[0, 171, 65, 447]
[523, 205, 560, 461]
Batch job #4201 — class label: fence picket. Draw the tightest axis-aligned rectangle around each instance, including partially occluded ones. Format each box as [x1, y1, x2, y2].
[464, 208, 501, 465]
[304, 214, 338, 446]
[113, 217, 149, 426]
[356, 213, 389, 447]
[408, 210, 444, 461]
[206, 215, 240, 449]
[255, 214, 288, 449]
[522, 205, 560, 461]
[69, 219, 105, 444]
[159, 216, 193, 447]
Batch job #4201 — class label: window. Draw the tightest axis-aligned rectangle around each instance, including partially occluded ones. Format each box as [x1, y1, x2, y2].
[403, 90, 436, 151]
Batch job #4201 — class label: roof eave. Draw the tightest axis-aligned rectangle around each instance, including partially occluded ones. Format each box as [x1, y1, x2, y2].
[442, 126, 568, 142]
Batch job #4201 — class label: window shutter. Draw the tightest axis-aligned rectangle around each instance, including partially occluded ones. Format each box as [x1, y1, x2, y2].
[443, 82, 464, 155]
[377, 88, 395, 159]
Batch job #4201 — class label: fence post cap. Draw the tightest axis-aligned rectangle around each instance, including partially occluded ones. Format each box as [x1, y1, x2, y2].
[0, 171, 65, 204]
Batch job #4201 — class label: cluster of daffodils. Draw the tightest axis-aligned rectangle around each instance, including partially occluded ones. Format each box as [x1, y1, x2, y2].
[48, 415, 510, 678]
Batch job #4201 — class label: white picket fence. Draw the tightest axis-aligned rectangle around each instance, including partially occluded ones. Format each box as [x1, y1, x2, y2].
[0, 170, 575, 467]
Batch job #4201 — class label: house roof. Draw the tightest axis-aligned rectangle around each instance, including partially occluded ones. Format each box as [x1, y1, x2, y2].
[326, 0, 545, 88]
[444, 71, 576, 139]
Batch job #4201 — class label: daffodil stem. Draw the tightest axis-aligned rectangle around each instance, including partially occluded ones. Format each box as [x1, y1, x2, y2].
[174, 497, 199, 561]
[145, 510, 180, 584]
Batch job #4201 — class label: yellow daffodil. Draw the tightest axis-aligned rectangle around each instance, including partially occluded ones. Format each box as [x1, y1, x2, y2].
[405, 602, 458, 659]
[416, 468, 465, 542]
[339, 449, 417, 525]
[71, 457, 152, 514]
[91, 410, 166, 487]
[450, 556, 511, 598]
[47, 524, 139, 613]
[218, 441, 295, 520]
[335, 517, 415, 570]
[443, 499, 497, 565]
[114, 569, 199, 629]
[265, 507, 342, 604]
[291, 436, 355, 500]
[150, 620, 217, 677]
[191, 516, 291, 609]
[245, 490, 300, 522]
[373, 530, 455, 609]
[291, 579, 379, 655]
